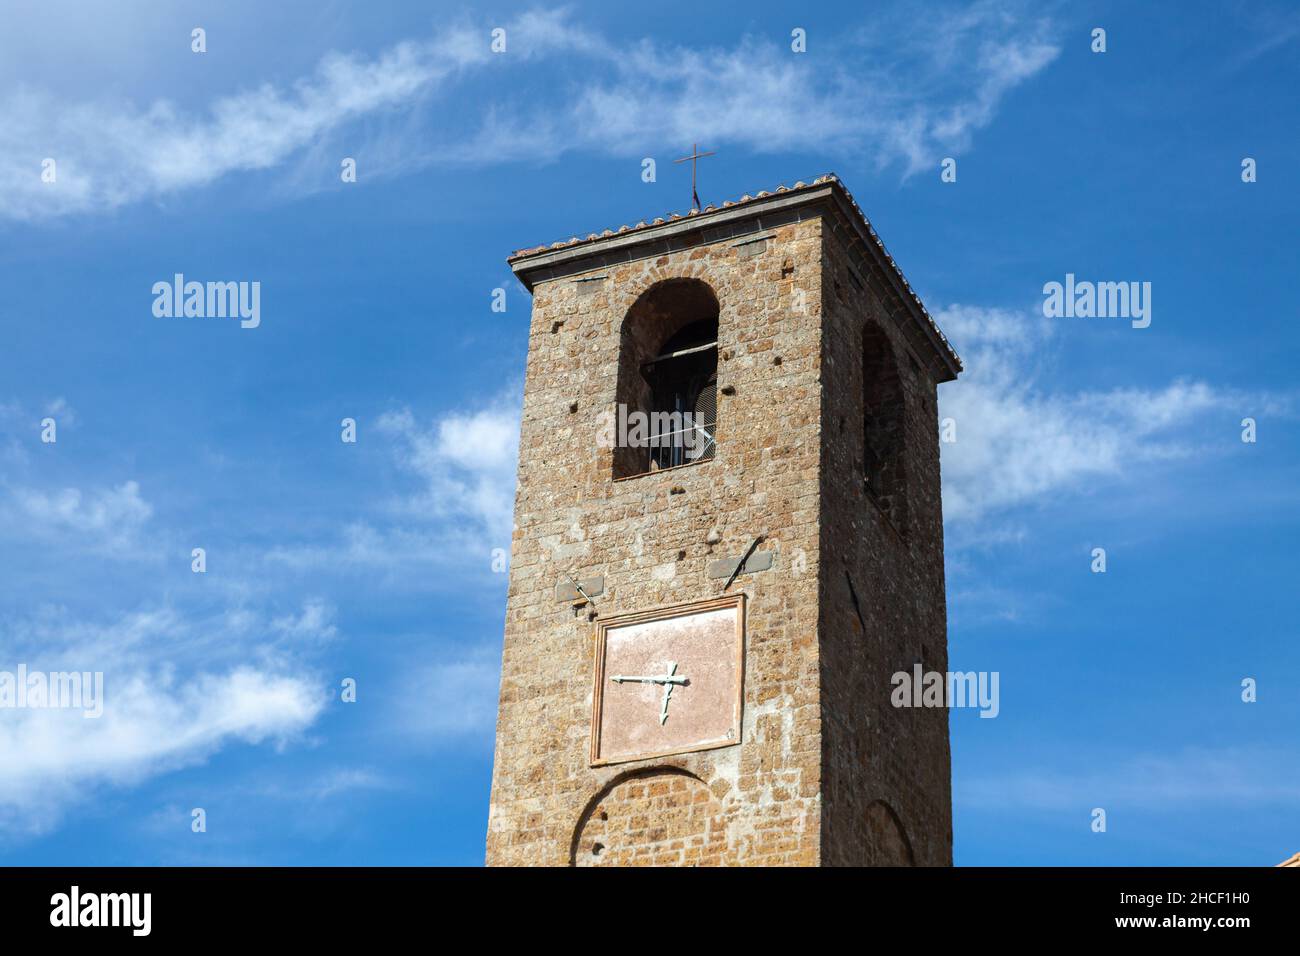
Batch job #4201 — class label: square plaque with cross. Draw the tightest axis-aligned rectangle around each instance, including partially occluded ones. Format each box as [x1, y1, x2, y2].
[590, 594, 745, 766]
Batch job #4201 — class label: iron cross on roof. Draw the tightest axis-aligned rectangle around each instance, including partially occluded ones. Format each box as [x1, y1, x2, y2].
[674, 143, 715, 212]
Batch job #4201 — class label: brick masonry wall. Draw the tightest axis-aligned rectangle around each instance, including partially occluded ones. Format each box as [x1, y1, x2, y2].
[487, 217, 826, 866]
[572, 768, 730, 866]
[486, 200, 954, 866]
[816, 219, 954, 866]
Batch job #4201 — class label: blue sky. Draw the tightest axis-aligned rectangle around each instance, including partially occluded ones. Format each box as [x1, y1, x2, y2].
[0, 0, 1296, 865]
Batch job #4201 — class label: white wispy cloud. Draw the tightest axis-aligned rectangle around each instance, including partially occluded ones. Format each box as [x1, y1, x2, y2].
[0, 601, 334, 838]
[548, 2, 1060, 175]
[390, 644, 502, 743]
[936, 304, 1244, 531]
[271, 600, 339, 646]
[0, 397, 74, 464]
[1, 4, 1060, 221]
[960, 745, 1300, 810]
[8, 479, 153, 555]
[265, 387, 522, 579]
[377, 392, 521, 543]
[0, 27, 486, 220]
[239, 766, 394, 803]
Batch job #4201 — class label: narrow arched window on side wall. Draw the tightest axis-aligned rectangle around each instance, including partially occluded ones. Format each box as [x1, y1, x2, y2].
[613, 279, 719, 479]
[862, 321, 908, 533]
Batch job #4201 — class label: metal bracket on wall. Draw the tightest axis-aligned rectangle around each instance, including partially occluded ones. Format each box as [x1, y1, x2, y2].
[709, 540, 772, 588]
[557, 575, 604, 604]
[845, 570, 866, 631]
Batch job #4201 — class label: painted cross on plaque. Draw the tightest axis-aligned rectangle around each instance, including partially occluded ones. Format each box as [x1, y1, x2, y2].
[591, 595, 744, 766]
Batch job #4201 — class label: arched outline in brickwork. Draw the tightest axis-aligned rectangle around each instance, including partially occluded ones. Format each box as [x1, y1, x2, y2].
[861, 319, 909, 533]
[864, 799, 916, 866]
[613, 277, 720, 479]
[567, 765, 709, 866]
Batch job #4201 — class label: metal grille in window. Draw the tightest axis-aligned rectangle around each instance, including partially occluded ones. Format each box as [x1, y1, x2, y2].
[642, 321, 717, 471]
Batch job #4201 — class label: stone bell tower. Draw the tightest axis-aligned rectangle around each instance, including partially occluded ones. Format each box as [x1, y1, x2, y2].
[486, 175, 962, 866]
